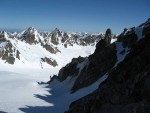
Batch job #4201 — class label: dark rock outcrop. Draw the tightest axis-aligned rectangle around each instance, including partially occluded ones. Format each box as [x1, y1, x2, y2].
[70, 28, 117, 92]
[0, 32, 6, 42]
[118, 27, 138, 48]
[48, 56, 86, 83]
[71, 42, 116, 93]
[105, 28, 112, 45]
[41, 43, 60, 54]
[41, 57, 58, 67]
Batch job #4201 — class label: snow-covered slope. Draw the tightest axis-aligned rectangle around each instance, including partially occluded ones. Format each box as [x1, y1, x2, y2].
[0, 70, 51, 113]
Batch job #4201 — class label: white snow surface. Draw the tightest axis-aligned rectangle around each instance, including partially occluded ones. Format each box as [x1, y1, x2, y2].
[111, 38, 117, 44]
[0, 67, 52, 113]
[114, 42, 129, 67]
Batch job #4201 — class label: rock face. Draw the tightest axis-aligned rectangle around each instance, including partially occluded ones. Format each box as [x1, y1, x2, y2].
[50, 28, 62, 45]
[71, 32, 117, 92]
[41, 43, 59, 54]
[118, 27, 138, 48]
[65, 19, 150, 113]
[41, 57, 58, 67]
[57, 56, 86, 81]
[0, 32, 6, 42]
[0, 41, 20, 64]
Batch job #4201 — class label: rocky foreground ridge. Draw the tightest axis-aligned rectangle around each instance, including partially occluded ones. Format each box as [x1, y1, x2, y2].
[49, 18, 150, 113]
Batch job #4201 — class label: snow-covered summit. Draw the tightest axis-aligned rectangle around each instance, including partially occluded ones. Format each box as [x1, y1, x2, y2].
[25, 27, 37, 33]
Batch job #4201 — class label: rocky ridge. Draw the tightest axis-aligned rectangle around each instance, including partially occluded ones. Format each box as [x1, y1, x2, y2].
[64, 18, 150, 113]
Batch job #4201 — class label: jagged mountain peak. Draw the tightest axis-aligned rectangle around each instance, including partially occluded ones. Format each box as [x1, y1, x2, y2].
[24, 27, 38, 34]
[51, 28, 62, 35]
[53, 28, 60, 32]
[50, 28, 62, 38]
[138, 18, 150, 28]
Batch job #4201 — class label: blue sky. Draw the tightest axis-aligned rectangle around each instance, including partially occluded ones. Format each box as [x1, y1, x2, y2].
[0, 0, 149, 33]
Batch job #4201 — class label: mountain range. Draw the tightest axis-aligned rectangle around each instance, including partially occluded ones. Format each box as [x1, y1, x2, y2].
[0, 28, 106, 69]
[0, 18, 150, 113]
